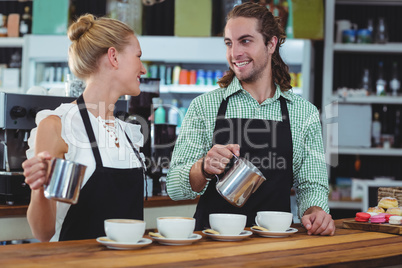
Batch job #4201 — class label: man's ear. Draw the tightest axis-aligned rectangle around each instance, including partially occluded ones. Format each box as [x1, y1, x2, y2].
[107, 47, 119, 68]
[267, 36, 278, 54]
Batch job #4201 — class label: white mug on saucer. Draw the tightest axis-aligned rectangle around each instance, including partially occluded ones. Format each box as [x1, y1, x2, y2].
[209, 213, 246, 235]
[255, 211, 293, 232]
[157, 217, 195, 239]
[104, 219, 145, 243]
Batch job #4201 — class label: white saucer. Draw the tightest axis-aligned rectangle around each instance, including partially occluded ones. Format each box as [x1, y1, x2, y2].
[150, 233, 202, 246]
[96, 237, 152, 250]
[202, 230, 252, 241]
[251, 227, 298, 238]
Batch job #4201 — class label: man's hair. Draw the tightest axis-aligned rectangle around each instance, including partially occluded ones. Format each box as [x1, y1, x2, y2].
[218, 2, 291, 91]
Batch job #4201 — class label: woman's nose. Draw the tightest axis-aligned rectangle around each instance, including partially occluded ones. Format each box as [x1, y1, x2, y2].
[140, 62, 147, 75]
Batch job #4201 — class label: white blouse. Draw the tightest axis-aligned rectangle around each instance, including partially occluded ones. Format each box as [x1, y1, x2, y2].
[26, 103, 145, 241]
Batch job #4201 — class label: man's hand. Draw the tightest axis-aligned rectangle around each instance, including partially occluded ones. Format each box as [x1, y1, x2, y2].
[203, 144, 240, 175]
[301, 206, 335, 236]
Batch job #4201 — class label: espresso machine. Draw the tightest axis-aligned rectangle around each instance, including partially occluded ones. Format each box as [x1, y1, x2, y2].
[0, 92, 128, 205]
[128, 78, 177, 196]
[0, 93, 71, 204]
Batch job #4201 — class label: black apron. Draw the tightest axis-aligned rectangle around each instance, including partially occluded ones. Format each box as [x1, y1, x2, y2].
[59, 95, 145, 241]
[194, 94, 293, 230]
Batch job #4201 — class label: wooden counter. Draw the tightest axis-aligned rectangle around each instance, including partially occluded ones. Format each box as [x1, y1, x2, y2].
[1, 219, 401, 267]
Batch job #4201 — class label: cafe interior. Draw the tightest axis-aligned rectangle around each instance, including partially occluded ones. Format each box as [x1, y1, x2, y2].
[0, 0, 402, 266]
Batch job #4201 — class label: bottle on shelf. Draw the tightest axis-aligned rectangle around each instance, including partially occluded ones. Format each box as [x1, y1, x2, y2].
[19, 6, 32, 36]
[375, 61, 387, 96]
[0, 14, 7, 37]
[375, 17, 388, 44]
[154, 98, 166, 124]
[168, 99, 179, 125]
[389, 62, 401, 96]
[165, 66, 172, 85]
[394, 109, 402, 148]
[360, 68, 372, 94]
[367, 18, 374, 43]
[381, 105, 389, 135]
[371, 112, 381, 147]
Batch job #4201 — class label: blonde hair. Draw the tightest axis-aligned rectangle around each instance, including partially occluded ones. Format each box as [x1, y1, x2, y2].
[67, 14, 134, 80]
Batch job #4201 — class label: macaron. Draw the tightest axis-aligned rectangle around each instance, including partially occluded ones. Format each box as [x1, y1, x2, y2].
[378, 213, 391, 223]
[370, 214, 386, 224]
[389, 216, 402, 225]
[355, 212, 371, 222]
[366, 212, 379, 217]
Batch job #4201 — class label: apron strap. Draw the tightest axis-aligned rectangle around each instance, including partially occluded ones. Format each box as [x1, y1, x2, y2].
[77, 94, 104, 167]
[124, 132, 146, 171]
[279, 96, 290, 125]
[218, 94, 290, 125]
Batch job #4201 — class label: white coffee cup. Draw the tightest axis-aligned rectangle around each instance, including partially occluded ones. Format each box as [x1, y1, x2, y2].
[255, 211, 293, 232]
[209, 213, 246, 235]
[157, 217, 195, 239]
[104, 219, 145, 243]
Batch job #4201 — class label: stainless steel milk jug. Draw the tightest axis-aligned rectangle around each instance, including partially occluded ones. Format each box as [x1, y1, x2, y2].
[44, 158, 87, 204]
[215, 155, 266, 207]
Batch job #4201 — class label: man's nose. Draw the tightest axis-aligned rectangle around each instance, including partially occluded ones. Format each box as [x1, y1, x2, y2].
[231, 43, 244, 58]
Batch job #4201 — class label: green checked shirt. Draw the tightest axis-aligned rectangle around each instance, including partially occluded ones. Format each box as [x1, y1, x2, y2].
[166, 77, 329, 219]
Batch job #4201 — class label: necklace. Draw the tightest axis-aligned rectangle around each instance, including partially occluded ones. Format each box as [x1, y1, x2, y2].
[98, 117, 120, 147]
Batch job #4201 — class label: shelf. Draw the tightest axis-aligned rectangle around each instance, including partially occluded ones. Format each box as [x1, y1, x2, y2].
[328, 200, 362, 210]
[137, 36, 226, 64]
[0, 37, 24, 48]
[333, 43, 402, 54]
[39, 82, 65, 89]
[330, 95, 402, 104]
[336, 0, 402, 6]
[160, 85, 217, 94]
[329, 147, 402, 156]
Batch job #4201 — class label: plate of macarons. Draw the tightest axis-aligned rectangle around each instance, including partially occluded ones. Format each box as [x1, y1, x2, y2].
[355, 196, 402, 225]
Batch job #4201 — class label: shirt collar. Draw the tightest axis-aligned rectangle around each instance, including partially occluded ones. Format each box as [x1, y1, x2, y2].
[224, 76, 294, 103]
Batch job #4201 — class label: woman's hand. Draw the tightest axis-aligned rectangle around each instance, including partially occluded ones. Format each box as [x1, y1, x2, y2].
[23, 151, 52, 190]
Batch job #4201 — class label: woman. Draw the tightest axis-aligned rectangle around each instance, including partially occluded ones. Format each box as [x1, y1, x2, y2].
[22, 14, 147, 242]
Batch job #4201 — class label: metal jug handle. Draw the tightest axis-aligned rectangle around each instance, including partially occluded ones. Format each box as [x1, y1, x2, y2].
[214, 153, 239, 182]
[44, 158, 57, 188]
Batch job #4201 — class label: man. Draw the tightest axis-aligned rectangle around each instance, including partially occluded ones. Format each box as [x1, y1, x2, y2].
[167, 2, 335, 236]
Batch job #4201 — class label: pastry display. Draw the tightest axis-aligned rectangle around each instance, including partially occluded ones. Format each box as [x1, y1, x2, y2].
[378, 197, 398, 209]
[370, 214, 386, 224]
[367, 206, 385, 213]
[388, 216, 402, 225]
[355, 212, 371, 222]
[386, 207, 402, 216]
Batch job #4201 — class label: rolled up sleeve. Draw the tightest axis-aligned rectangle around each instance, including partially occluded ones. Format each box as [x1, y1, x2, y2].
[293, 108, 329, 218]
[167, 99, 213, 200]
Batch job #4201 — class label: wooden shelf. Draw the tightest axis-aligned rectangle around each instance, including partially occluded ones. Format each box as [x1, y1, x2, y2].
[0, 196, 200, 217]
[0, 204, 28, 217]
[328, 200, 362, 210]
[144, 195, 199, 208]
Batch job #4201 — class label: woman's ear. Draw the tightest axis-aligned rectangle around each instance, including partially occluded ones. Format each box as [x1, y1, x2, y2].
[107, 47, 119, 68]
